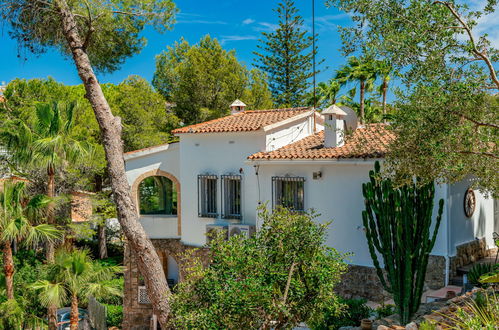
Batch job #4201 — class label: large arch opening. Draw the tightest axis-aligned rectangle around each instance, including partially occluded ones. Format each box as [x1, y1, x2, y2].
[138, 176, 177, 215]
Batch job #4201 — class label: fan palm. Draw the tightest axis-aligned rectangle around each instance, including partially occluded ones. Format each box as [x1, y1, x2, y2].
[335, 56, 377, 124]
[1, 101, 91, 262]
[0, 179, 60, 300]
[374, 60, 394, 121]
[32, 248, 122, 330]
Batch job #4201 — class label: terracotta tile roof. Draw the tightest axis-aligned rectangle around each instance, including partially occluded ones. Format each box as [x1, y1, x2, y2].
[248, 124, 395, 160]
[172, 107, 312, 134]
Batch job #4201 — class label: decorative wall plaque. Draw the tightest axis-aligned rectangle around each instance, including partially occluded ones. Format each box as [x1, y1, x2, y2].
[464, 188, 476, 218]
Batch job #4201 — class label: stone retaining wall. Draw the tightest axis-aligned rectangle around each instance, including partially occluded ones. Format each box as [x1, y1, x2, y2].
[336, 256, 446, 302]
[450, 238, 496, 276]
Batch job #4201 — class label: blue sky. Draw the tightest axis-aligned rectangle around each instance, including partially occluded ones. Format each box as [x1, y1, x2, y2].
[0, 0, 353, 87]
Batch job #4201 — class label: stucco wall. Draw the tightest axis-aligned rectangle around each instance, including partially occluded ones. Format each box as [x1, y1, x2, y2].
[254, 162, 449, 267]
[178, 131, 266, 246]
[265, 116, 322, 151]
[125, 144, 181, 238]
[448, 177, 495, 256]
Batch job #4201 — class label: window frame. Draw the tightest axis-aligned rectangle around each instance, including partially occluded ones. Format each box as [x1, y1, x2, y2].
[221, 175, 242, 220]
[272, 176, 305, 212]
[198, 175, 218, 218]
[138, 176, 177, 216]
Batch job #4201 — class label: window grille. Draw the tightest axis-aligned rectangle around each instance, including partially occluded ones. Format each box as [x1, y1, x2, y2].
[272, 176, 305, 211]
[198, 175, 218, 217]
[138, 286, 151, 304]
[222, 175, 242, 219]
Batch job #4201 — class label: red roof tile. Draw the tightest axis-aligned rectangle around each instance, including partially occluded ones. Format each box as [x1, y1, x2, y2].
[172, 107, 312, 134]
[248, 124, 395, 160]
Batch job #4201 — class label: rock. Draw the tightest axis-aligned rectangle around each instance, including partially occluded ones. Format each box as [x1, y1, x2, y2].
[405, 322, 418, 330]
[376, 326, 391, 330]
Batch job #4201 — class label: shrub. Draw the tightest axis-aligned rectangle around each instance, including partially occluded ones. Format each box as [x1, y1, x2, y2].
[375, 303, 396, 318]
[99, 278, 124, 305]
[467, 263, 496, 287]
[105, 304, 123, 328]
[170, 207, 347, 329]
[310, 298, 372, 329]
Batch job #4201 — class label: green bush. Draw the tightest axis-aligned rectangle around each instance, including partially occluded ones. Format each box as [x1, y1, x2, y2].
[99, 278, 124, 305]
[311, 298, 372, 329]
[467, 263, 496, 287]
[105, 304, 123, 328]
[375, 304, 396, 318]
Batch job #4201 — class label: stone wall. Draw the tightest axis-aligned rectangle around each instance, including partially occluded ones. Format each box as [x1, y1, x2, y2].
[450, 238, 496, 276]
[336, 255, 446, 302]
[122, 239, 209, 330]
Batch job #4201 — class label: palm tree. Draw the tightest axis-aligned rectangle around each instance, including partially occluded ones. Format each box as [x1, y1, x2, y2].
[305, 79, 341, 109]
[32, 248, 122, 330]
[335, 56, 377, 124]
[0, 179, 60, 300]
[1, 101, 90, 262]
[374, 60, 394, 121]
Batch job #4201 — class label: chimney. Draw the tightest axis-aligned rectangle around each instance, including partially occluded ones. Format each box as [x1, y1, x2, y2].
[322, 104, 347, 148]
[230, 99, 247, 114]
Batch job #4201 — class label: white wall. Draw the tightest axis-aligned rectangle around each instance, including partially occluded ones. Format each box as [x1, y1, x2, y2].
[265, 116, 322, 151]
[125, 144, 181, 238]
[178, 132, 267, 246]
[448, 177, 495, 255]
[253, 162, 449, 267]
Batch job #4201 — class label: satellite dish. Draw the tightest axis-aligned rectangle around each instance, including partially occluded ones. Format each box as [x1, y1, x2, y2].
[338, 105, 358, 130]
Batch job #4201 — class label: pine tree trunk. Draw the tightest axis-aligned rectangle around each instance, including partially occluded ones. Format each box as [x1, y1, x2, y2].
[382, 79, 388, 123]
[3, 242, 14, 300]
[54, 0, 172, 326]
[70, 293, 79, 330]
[46, 165, 56, 262]
[359, 80, 365, 124]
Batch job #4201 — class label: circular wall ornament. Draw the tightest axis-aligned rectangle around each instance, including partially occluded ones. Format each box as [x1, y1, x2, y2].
[463, 188, 476, 218]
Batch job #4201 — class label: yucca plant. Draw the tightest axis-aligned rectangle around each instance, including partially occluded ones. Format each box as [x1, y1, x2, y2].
[439, 291, 499, 329]
[467, 263, 496, 287]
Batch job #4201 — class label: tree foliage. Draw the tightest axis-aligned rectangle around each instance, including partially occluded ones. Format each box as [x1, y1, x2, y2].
[170, 207, 346, 329]
[327, 0, 499, 194]
[153, 35, 273, 125]
[254, 0, 318, 107]
[1, 0, 178, 325]
[1, 0, 176, 73]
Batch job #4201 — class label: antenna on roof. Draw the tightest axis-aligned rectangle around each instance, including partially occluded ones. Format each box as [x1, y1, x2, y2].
[312, 0, 317, 133]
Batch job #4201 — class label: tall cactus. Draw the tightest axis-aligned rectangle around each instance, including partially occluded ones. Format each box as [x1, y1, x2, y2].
[362, 161, 444, 325]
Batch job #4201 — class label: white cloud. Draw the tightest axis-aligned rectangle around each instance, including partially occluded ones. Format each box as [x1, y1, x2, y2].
[254, 22, 279, 32]
[242, 18, 255, 25]
[220, 35, 258, 45]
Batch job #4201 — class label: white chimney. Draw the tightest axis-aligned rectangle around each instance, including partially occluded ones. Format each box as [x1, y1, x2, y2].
[322, 104, 347, 148]
[230, 99, 247, 114]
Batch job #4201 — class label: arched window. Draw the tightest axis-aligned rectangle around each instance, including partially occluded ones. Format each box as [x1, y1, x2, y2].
[139, 176, 177, 215]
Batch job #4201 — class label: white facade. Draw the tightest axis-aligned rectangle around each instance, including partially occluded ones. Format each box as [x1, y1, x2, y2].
[124, 110, 496, 282]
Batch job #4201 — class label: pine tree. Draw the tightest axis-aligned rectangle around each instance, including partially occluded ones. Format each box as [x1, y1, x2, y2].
[254, 0, 318, 107]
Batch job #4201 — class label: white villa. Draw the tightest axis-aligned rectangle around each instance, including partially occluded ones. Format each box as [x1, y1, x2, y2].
[122, 101, 497, 329]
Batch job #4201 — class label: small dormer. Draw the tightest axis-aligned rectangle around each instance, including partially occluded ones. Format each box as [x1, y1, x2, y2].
[322, 104, 347, 148]
[230, 99, 247, 114]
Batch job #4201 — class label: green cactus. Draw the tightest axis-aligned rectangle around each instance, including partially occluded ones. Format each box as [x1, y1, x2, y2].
[362, 161, 444, 325]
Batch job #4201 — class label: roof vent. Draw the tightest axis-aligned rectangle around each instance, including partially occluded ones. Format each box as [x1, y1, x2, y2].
[230, 99, 247, 114]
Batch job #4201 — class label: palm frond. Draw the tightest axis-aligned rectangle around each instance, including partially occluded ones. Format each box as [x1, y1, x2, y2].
[30, 280, 67, 308]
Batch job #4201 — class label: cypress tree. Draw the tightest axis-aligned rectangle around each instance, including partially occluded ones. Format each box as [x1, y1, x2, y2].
[254, 0, 318, 107]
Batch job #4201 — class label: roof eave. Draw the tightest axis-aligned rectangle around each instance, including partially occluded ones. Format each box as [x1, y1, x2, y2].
[245, 157, 384, 165]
